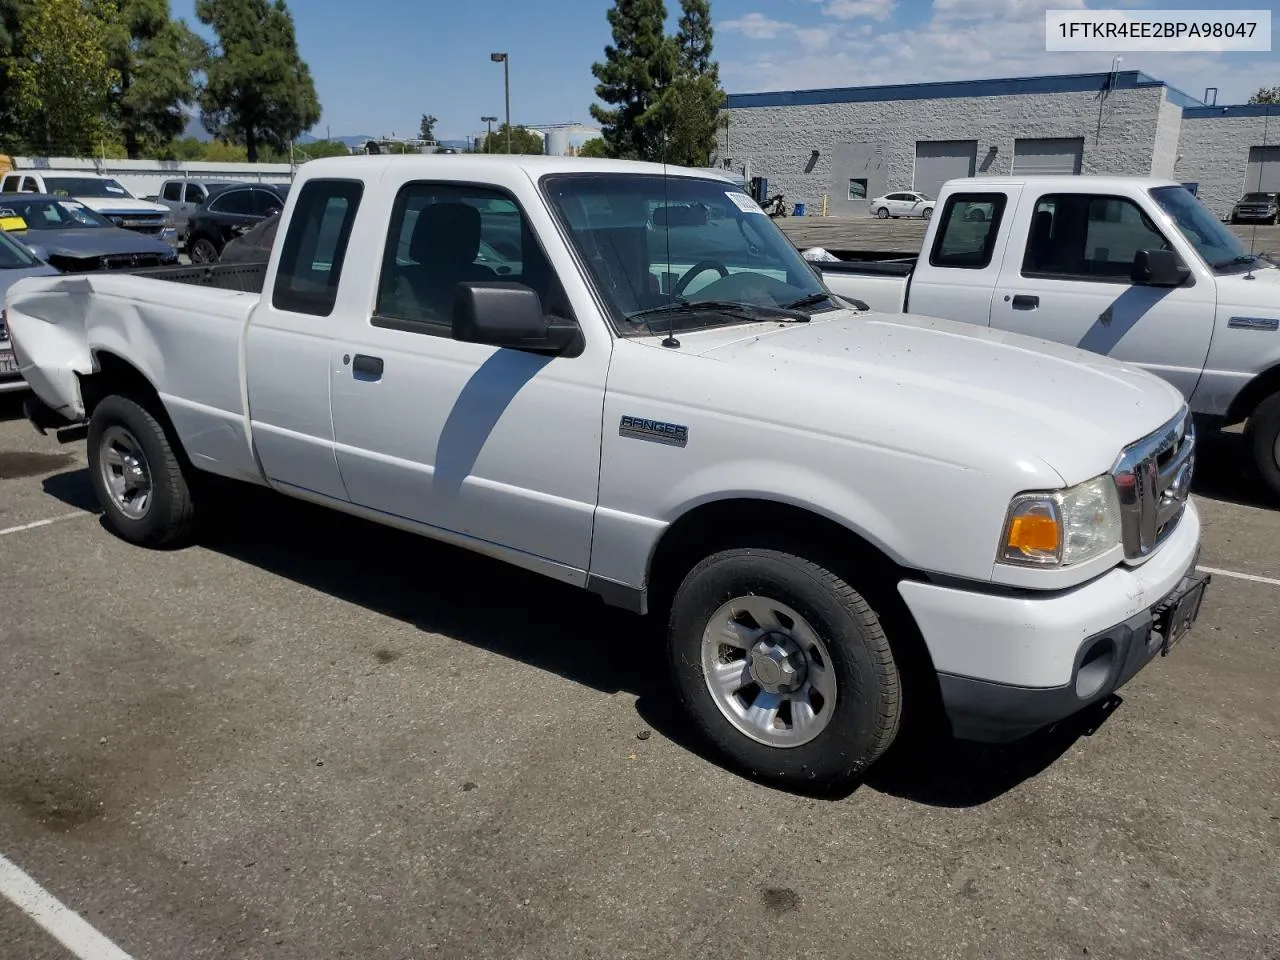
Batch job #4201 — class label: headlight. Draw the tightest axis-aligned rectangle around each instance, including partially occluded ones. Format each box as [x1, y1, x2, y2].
[999, 475, 1122, 568]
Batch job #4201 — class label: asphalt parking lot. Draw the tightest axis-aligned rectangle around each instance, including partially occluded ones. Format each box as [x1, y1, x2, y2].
[1, 395, 1278, 960]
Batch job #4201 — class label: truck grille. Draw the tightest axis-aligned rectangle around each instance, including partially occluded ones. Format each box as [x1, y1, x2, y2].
[1111, 407, 1195, 561]
[100, 253, 168, 270]
[106, 215, 167, 234]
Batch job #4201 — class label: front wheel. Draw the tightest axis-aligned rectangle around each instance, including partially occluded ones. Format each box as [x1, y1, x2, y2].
[876, 207, 889, 219]
[922, 206, 933, 220]
[87, 394, 201, 547]
[668, 547, 902, 789]
[1244, 392, 1280, 501]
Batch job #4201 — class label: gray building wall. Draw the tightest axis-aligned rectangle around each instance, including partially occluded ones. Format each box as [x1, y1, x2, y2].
[723, 86, 1166, 216]
[1174, 111, 1280, 217]
[1151, 93, 1182, 179]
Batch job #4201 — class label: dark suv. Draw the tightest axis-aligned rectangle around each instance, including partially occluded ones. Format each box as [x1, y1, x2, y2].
[1230, 192, 1279, 224]
[185, 183, 289, 262]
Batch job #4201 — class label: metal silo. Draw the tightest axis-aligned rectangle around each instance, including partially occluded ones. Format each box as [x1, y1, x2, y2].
[546, 127, 570, 156]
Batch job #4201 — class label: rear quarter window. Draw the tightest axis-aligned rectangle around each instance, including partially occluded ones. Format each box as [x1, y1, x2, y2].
[928, 193, 1008, 269]
[271, 178, 363, 317]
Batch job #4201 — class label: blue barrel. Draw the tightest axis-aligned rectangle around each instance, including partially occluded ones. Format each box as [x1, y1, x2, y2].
[793, 202, 807, 217]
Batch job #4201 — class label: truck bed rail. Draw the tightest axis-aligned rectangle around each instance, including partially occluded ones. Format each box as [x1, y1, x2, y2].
[128, 261, 267, 294]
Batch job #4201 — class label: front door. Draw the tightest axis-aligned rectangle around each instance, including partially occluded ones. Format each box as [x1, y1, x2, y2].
[327, 177, 610, 578]
[989, 190, 1215, 399]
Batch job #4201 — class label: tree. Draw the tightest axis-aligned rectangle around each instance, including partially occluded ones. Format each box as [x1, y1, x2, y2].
[589, 0, 674, 161]
[295, 137, 349, 159]
[4, 0, 118, 155]
[0, 0, 37, 144]
[655, 0, 723, 167]
[1249, 86, 1280, 104]
[419, 113, 437, 142]
[577, 136, 607, 157]
[476, 123, 543, 155]
[196, 0, 320, 162]
[101, 0, 205, 158]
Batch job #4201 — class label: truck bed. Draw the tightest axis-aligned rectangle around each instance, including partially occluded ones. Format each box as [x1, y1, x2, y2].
[130, 260, 267, 294]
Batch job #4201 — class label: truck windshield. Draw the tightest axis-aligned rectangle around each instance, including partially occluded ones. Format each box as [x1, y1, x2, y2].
[41, 177, 132, 199]
[1150, 185, 1256, 270]
[540, 172, 834, 336]
[1242, 193, 1277, 203]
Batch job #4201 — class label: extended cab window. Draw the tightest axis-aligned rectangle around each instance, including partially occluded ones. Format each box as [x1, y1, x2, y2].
[929, 193, 1007, 269]
[373, 183, 573, 331]
[271, 179, 362, 317]
[162, 182, 182, 202]
[184, 184, 204, 204]
[1022, 193, 1171, 281]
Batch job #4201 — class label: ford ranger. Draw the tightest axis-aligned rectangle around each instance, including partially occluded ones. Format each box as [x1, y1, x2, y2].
[5, 155, 1209, 788]
[812, 176, 1280, 499]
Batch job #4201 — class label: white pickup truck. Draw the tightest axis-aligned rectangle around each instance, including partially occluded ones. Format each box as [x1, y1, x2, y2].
[5, 155, 1208, 788]
[812, 176, 1280, 498]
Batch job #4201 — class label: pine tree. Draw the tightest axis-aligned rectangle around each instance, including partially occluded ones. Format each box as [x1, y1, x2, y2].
[589, 0, 674, 161]
[101, 0, 205, 158]
[196, 0, 320, 162]
[657, 0, 723, 167]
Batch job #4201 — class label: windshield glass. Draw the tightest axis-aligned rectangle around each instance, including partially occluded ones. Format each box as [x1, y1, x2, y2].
[1242, 192, 1277, 203]
[1150, 185, 1255, 269]
[0, 198, 110, 229]
[540, 173, 832, 335]
[0, 229, 41, 268]
[42, 176, 132, 199]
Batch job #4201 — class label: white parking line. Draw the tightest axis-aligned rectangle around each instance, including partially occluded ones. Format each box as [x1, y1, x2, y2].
[0, 853, 135, 960]
[0, 511, 92, 538]
[1197, 565, 1280, 588]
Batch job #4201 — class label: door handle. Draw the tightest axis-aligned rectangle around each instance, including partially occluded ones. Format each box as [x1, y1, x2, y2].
[1011, 294, 1039, 310]
[352, 354, 383, 381]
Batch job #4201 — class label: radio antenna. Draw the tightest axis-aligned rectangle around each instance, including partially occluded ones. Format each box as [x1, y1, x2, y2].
[1244, 103, 1272, 281]
[659, 124, 680, 348]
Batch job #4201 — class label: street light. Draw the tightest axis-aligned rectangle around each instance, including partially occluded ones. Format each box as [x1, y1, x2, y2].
[481, 116, 497, 153]
[490, 52, 511, 154]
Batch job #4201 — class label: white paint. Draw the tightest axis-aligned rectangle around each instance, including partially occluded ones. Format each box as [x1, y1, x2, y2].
[0, 853, 135, 960]
[1197, 564, 1280, 587]
[0, 511, 91, 538]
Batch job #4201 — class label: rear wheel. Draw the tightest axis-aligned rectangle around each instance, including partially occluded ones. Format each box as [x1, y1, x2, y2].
[668, 547, 902, 789]
[87, 394, 200, 547]
[1244, 391, 1280, 501]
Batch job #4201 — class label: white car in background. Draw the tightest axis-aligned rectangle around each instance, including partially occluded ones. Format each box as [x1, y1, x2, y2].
[869, 191, 935, 220]
[0, 171, 177, 246]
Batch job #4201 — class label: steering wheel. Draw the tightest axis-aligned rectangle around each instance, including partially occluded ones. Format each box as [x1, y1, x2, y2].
[673, 259, 729, 297]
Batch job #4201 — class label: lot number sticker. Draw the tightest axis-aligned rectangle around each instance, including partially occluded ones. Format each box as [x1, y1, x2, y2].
[726, 191, 765, 215]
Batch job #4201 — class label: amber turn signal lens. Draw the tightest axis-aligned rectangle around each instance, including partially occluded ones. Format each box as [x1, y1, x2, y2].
[1007, 513, 1061, 554]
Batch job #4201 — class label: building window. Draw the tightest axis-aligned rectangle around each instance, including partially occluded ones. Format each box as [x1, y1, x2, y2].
[848, 179, 867, 201]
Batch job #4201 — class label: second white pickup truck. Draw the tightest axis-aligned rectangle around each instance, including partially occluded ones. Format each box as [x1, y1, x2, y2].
[814, 176, 1280, 499]
[6, 155, 1209, 788]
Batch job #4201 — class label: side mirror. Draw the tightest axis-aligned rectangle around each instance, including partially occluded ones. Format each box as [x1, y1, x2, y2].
[1131, 248, 1189, 287]
[452, 282, 579, 355]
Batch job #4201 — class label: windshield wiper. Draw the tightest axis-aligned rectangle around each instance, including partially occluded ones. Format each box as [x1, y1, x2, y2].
[626, 298, 811, 325]
[1211, 253, 1259, 269]
[783, 291, 870, 312]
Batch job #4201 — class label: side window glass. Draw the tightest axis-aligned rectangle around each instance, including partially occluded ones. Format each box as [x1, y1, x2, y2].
[184, 184, 204, 204]
[21, 178, 39, 193]
[271, 179, 362, 317]
[251, 190, 281, 215]
[215, 190, 253, 215]
[1022, 194, 1170, 280]
[162, 182, 182, 202]
[0, 176, 17, 193]
[374, 182, 573, 331]
[928, 193, 1008, 269]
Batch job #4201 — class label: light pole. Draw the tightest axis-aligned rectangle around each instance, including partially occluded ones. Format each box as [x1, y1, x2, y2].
[481, 116, 497, 153]
[490, 52, 510, 153]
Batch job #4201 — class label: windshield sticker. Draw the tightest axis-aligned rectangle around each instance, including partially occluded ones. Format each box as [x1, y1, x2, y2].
[725, 191, 764, 215]
[105, 185, 126, 194]
[58, 201, 86, 211]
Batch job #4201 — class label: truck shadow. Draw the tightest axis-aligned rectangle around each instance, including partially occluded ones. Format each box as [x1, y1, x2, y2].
[43, 466, 1117, 807]
[1193, 427, 1279, 510]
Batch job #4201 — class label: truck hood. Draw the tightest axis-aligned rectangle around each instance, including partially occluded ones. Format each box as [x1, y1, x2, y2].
[673, 308, 1186, 484]
[74, 197, 168, 216]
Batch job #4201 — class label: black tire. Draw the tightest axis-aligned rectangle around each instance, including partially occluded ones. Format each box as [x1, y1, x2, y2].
[876, 207, 889, 219]
[922, 206, 933, 220]
[189, 237, 219, 264]
[668, 547, 902, 789]
[86, 394, 200, 547]
[1244, 391, 1280, 501]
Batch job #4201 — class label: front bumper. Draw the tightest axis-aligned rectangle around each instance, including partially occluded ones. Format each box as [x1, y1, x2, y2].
[899, 499, 1207, 742]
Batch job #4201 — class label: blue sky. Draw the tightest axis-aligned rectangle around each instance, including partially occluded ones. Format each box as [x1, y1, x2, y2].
[170, 0, 1279, 143]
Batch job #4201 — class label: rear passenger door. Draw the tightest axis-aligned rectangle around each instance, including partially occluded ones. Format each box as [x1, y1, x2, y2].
[326, 175, 611, 579]
[244, 178, 365, 501]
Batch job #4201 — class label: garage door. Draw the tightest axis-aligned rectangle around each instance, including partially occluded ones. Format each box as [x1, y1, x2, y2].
[913, 141, 977, 199]
[1245, 146, 1280, 193]
[1011, 137, 1084, 176]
